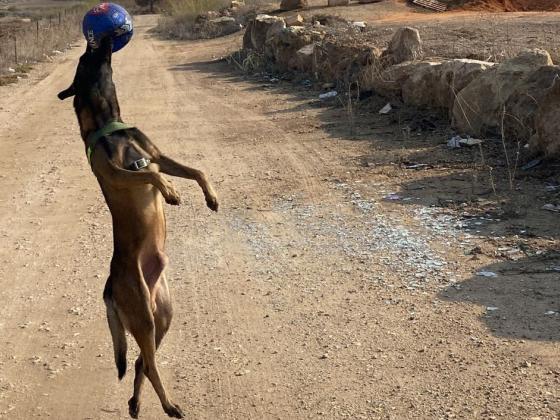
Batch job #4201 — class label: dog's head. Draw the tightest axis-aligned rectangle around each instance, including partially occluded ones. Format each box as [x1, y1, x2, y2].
[57, 35, 115, 103]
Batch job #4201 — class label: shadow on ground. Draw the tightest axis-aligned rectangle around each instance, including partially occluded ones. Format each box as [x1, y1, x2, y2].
[440, 252, 560, 342]
[169, 56, 560, 342]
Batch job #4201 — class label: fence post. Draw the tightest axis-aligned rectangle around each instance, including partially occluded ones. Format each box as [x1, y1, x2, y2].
[13, 36, 18, 66]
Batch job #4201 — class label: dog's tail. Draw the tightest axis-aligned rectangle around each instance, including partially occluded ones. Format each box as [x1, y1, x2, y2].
[103, 286, 128, 380]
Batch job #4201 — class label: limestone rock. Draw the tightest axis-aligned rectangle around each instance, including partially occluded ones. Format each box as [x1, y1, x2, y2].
[381, 27, 423, 65]
[452, 49, 553, 137]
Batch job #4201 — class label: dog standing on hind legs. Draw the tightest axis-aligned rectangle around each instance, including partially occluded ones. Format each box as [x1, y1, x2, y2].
[58, 36, 218, 418]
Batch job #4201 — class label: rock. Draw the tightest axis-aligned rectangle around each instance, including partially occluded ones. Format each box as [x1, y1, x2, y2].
[453, 49, 554, 137]
[279, 0, 308, 10]
[243, 15, 286, 51]
[265, 26, 317, 70]
[505, 65, 560, 144]
[401, 59, 495, 111]
[285, 14, 304, 26]
[530, 76, 560, 156]
[207, 16, 241, 36]
[381, 27, 423, 65]
[231, 0, 245, 7]
[367, 61, 428, 98]
[296, 43, 317, 72]
[328, 0, 350, 5]
[317, 40, 381, 85]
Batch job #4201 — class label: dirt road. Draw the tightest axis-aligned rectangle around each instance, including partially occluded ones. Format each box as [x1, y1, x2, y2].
[0, 15, 559, 420]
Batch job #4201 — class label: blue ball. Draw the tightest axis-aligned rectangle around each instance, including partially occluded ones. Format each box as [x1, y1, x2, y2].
[83, 3, 133, 53]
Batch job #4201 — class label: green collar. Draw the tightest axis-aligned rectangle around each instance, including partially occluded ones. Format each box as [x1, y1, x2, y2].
[86, 120, 133, 164]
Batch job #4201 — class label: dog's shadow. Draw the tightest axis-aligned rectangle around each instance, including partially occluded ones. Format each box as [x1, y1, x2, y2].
[439, 252, 560, 342]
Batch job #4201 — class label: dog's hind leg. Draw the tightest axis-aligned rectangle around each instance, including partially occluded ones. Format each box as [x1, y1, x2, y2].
[120, 277, 183, 419]
[103, 279, 128, 379]
[128, 276, 174, 419]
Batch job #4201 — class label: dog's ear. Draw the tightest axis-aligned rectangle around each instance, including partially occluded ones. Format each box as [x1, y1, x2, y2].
[57, 84, 75, 100]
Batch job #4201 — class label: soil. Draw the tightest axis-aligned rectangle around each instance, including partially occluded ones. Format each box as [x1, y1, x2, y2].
[0, 12, 559, 420]
[458, 0, 560, 12]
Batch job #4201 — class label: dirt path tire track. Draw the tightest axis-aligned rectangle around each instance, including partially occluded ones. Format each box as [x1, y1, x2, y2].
[0, 14, 559, 420]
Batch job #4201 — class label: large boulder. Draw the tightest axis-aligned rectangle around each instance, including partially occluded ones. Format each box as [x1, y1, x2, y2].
[381, 27, 423, 65]
[265, 26, 318, 70]
[279, 0, 308, 10]
[315, 38, 381, 84]
[243, 15, 286, 51]
[529, 76, 560, 156]
[402, 59, 495, 111]
[452, 49, 553, 137]
[206, 16, 241, 37]
[504, 65, 560, 143]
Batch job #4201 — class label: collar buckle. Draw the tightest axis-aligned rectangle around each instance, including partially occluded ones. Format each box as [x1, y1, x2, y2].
[130, 157, 150, 171]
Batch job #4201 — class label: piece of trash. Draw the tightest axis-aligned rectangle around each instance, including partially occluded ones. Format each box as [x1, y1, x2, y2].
[379, 103, 392, 114]
[476, 271, 498, 277]
[383, 193, 401, 201]
[461, 137, 482, 146]
[545, 184, 560, 192]
[521, 158, 542, 171]
[545, 310, 558, 315]
[486, 306, 499, 311]
[319, 91, 337, 100]
[447, 135, 483, 148]
[7, 68, 15, 73]
[541, 204, 560, 213]
[352, 21, 366, 28]
[404, 163, 429, 170]
[447, 136, 461, 148]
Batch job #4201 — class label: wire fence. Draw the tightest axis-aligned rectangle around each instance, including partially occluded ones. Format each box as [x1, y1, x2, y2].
[0, 7, 83, 75]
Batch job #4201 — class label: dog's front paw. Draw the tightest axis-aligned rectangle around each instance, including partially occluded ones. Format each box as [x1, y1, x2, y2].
[206, 194, 219, 212]
[160, 179, 181, 206]
[163, 401, 184, 419]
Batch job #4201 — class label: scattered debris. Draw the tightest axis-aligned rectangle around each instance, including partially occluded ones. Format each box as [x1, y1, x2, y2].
[521, 158, 543, 171]
[544, 183, 560, 192]
[541, 204, 560, 213]
[378, 103, 393, 114]
[404, 163, 429, 170]
[319, 91, 338, 100]
[476, 271, 498, 277]
[486, 306, 499, 311]
[447, 135, 483, 148]
[544, 310, 558, 315]
[383, 193, 402, 201]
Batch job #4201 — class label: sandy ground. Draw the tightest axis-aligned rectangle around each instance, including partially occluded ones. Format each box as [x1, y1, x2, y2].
[0, 13, 559, 420]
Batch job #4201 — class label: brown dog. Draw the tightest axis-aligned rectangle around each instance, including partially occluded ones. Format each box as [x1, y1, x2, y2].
[58, 37, 218, 419]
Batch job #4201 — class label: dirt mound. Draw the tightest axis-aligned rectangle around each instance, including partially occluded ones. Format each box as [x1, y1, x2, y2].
[446, 0, 560, 11]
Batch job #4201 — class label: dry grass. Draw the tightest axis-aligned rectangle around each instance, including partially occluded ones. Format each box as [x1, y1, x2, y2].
[155, 0, 231, 39]
[0, 5, 85, 79]
[155, 0, 268, 40]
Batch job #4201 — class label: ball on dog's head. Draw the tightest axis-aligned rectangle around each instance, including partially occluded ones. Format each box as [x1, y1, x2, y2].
[83, 3, 133, 53]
